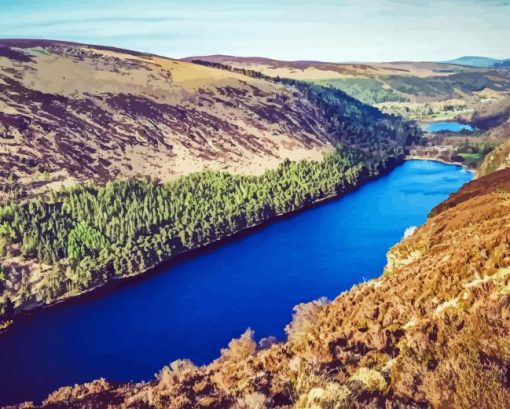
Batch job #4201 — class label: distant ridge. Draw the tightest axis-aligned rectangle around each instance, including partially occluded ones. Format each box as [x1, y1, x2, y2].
[441, 55, 510, 68]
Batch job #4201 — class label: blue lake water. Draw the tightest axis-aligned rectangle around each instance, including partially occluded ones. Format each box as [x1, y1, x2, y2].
[425, 121, 474, 133]
[0, 160, 472, 406]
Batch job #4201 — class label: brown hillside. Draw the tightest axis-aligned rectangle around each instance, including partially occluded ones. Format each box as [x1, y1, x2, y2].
[182, 55, 480, 79]
[472, 96, 510, 130]
[475, 97, 510, 177]
[0, 41, 346, 199]
[183, 55, 510, 120]
[13, 169, 510, 408]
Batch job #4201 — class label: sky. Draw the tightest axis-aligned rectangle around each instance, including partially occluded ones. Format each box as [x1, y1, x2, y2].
[0, 0, 508, 62]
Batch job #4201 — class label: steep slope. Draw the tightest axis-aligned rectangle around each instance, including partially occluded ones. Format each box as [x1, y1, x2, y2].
[0, 40, 421, 329]
[475, 97, 510, 176]
[183, 55, 510, 117]
[478, 137, 510, 176]
[12, 168, 510, 409]
[0, 40, 415, 202]
[472, 96, 510, 130]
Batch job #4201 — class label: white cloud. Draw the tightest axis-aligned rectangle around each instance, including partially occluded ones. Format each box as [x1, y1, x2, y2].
[1, 0, 508, 61]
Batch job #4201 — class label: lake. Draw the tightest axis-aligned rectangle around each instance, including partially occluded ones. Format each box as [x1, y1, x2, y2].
[0, 160, 472, 406]
[425, 121, 474, 133]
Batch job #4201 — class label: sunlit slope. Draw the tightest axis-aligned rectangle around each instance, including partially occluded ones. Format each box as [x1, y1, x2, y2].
[184, 55, 510, 117]
[475, 97, 510, 176]
[0, 40, 335, 190]
[17, 167, 510, 409]
[0, 40, 416, 201]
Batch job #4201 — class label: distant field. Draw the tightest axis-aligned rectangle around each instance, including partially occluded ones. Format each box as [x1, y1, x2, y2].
[185, 55, 510, 120]
[313, 77, 406, 105]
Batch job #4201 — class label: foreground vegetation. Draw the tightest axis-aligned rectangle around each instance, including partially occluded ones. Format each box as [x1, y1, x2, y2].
[0, 146, 405, 325]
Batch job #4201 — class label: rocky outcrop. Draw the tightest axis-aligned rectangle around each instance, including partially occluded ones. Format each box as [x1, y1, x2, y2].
[478, 135, 510, 177]
[12, 169, 510, 408]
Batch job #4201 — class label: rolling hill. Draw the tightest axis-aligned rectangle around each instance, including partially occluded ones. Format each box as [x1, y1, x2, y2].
[0, 39, 418, 203]
[443, 56, 510, 68]
[183, 55, 510, 118]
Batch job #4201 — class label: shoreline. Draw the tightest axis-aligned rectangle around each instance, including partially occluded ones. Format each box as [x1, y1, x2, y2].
[0, 159, 402, 335]
[418, 118, 476, 135]
[404, 155, 476, 173]
[418, 117, 473, 126]
[0, 158, 468, 336]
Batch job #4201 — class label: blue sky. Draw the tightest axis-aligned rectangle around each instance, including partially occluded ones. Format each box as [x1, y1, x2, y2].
[0, 0, 508, 61]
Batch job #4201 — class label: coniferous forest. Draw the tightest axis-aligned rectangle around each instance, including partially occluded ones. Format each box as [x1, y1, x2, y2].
[0, 145, 405, 325]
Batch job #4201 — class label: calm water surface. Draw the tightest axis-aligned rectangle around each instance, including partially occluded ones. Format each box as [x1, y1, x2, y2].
[425, 121, 474, 133]
[0, 160, 472, 405]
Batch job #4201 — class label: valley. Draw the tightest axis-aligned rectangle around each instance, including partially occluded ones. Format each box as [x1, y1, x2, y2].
[183, 55, 510, 121]
[0, 40, 421, 333]
[1, 38, 510, 409]
[0, 160, 471, 406]
[407, 96, 510, 171]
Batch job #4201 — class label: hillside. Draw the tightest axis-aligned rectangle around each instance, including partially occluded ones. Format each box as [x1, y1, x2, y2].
[472, 96, 510, 130]
[11, 165, 510, 409]
[0, 40, 417, 203]
[0, 40, 421, 329]
[475, 97, 510, 176]
[442, 56, 509, 68]
[184, 55, 510, 119]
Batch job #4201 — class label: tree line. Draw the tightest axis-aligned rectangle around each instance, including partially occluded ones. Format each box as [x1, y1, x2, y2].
[191, 60, 422, 149]
[0, 146, 398, 323]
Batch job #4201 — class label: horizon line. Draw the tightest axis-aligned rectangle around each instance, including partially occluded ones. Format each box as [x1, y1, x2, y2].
[1, 37, 509, 65]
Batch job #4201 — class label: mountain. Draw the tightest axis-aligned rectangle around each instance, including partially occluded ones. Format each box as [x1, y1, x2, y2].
[13, 165, 510, 409]
[472, 96, 510, 131]
[0, 39, 418, 203]
[182, 55, 464, 78]
[0, 40, 421, 330]
[183, 55, 510, 119]
[475, 97, 510, 176]
[442, 56, 509, 68]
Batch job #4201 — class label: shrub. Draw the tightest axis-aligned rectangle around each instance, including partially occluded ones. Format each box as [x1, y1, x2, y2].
[349, 367, 387, 392]
[285, 297, 329, 344]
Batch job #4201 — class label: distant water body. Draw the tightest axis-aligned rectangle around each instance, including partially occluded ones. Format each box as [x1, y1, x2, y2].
[425, 121, 474, 133]
[0, 160, 472, 405]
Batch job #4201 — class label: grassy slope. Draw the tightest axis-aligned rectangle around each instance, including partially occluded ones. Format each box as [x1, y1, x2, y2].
[1, 41, 431, 204]
[0, 40, 346, 200]
[183, 55, 510, 118]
